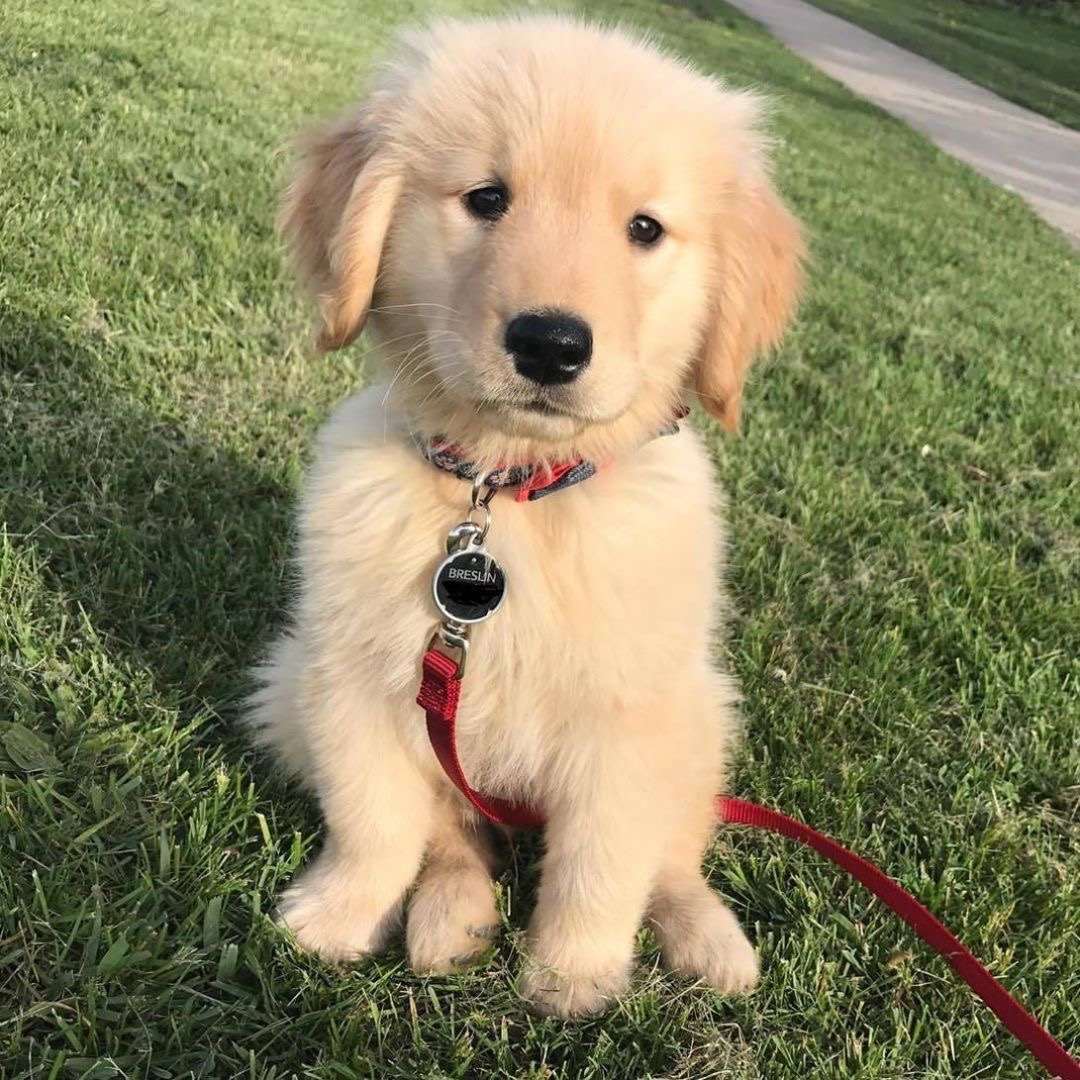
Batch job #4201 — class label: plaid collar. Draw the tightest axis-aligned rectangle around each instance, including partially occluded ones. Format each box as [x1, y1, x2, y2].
[414, 410, 686, 502]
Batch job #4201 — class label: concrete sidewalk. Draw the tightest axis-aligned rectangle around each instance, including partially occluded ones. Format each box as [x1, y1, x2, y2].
[726, 0, 1080, 247]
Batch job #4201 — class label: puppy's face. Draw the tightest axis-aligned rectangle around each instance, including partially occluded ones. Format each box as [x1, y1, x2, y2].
[281, 19, 804, 458]
[383, 84, 713, 444]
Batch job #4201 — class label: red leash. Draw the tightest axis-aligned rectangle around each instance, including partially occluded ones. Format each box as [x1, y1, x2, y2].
[417, 649, 545, 828]
[418, 648, 1079, 1077]
[716, 796, 1079, 1078]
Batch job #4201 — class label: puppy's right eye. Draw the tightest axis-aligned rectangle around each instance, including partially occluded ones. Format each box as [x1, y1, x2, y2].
[464, 183, 510, 221]
[628, 213, 664, 247]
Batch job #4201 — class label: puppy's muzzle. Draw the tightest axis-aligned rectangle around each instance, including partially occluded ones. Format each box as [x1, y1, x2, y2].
[505, 309, 592, 386]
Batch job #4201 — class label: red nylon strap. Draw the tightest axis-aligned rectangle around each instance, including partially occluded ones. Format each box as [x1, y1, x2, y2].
[716, 796, 1079, 1079]
[514, 460, 579, 502]
[416, 648, 1078, 1076]
[417, 649, 545, 828]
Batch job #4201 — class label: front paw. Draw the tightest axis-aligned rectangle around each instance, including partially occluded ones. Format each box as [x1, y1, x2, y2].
[657, 890, 759, 994]
[406, 864, 500, 974]
[518, 952, 630, 1017]
[276, 854, 401, 962]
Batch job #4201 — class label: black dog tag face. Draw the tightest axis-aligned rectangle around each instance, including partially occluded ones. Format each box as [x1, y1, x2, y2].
[433, 548, 507, 623]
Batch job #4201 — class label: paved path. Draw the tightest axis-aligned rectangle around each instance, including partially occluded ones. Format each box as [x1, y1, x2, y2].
[725, 0, 1080, 247]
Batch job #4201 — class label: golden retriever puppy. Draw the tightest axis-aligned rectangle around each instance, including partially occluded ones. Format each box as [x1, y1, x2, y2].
[249, 15, 803, 1017]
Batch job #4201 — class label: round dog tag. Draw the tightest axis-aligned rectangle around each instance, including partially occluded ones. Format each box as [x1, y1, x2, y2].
[433, 548, 507, 623]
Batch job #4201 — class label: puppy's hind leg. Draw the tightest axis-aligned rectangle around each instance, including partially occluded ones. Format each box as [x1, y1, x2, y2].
[407, 799, 502, 974]
[247, 632, 313, 778]
[647, 802, 759, 994]
[276, 675, 433, 963]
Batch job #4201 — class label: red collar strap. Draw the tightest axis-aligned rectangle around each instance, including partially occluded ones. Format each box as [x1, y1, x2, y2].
[417, 649, 1079, 1077]
[414, 409, 687, 502]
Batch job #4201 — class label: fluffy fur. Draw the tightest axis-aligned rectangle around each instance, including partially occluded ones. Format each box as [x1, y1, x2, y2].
[249, 15, 804, 1017]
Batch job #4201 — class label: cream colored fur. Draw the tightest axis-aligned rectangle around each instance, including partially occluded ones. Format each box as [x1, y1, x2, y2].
[248, 16, 803, 1017]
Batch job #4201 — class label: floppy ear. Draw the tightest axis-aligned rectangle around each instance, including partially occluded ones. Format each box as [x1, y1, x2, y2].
[278, 110, 402, 352]
[694, 177, 805, 431]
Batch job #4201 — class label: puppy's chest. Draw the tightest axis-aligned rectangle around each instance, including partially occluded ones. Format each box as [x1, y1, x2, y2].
[307, 432, 719, 711]
[431, 477, 716, 704]
[497, 502, 665, 639]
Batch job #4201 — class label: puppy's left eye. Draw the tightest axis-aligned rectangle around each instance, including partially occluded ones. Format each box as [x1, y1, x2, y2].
[464, 183, 510, 221]
[628, 214, 664, 246]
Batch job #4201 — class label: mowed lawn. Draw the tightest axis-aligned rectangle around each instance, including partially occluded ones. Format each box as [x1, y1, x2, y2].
[2, 0, 1079, 1076]
[805, 0, 1080, 130]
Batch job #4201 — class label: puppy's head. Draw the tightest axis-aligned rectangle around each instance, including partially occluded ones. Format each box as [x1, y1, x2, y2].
[280, 17, 804, 460]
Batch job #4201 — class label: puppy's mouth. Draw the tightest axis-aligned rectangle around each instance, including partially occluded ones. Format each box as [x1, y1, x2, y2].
[521, 397, 578, 418]
[478, 395, 588, 423]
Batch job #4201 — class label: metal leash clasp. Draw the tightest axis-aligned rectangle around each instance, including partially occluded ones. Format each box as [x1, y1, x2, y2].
[427, 622, 471, 677]
[427, 472, 505, 678]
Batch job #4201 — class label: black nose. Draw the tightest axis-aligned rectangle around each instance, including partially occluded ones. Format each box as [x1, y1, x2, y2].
[505, 310, 592, 385]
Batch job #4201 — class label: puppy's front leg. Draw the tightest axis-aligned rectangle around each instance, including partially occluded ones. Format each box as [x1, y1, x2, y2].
[406, 801, 501, 974]
[277, 691, 432, 962]
[519, 743, 671, 1017]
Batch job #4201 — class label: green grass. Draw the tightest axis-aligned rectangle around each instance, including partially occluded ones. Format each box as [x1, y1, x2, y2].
[2, 0, 1079, 1076]
[804, 0, 1080, 129]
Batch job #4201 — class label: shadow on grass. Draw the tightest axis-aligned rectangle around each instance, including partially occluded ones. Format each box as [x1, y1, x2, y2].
[2, 308, 294, 759]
